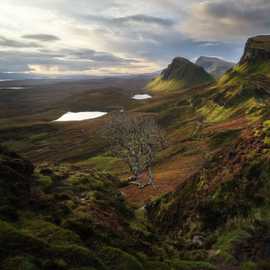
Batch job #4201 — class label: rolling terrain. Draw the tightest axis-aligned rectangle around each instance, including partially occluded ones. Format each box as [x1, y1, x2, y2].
[0, 76, 152, 162]
[1, 35, 270, 270]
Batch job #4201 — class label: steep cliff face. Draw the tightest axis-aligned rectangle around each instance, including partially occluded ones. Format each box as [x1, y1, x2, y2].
[196, 36, 270, 124]
[160, 57, 207, 81]
[240, 35, 270, 64]
[146, 57, 214, 91]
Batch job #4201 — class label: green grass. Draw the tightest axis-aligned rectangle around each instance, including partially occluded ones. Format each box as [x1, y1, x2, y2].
[241, 261, 257, 270]
[218, 62, 270, 86]
[215, 228, 250, 252]
[209, 61, 270, 123]
[100, 247, 144, 270]
[82, 155, 117, 169]
[199, 98, 265, 123]
[21, 218, 82, 246]
[77, 155, 128, 175]
[263, 120, 270, 143]
[146, 76, 185, 92]
[143, 261, 171, 270]
[1, 256, 39, 270]
[171, 260, 216, 270]
[210, 129, 241, 148]
[198, 101, 234, 122]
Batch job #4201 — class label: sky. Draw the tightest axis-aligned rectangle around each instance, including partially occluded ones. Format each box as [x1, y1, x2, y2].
[0, 0, 270, 76]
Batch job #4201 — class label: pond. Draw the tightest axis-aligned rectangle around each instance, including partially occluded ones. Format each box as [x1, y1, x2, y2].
[54, 111, 108, 122]
[132, 94, 152, 100]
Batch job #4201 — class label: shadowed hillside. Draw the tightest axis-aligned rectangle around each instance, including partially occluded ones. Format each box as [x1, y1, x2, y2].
[196, 56, 234, 79]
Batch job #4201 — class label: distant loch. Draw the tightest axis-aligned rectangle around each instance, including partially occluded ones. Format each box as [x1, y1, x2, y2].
[132, 94, 152, 100]
[54, 111, 108, 122]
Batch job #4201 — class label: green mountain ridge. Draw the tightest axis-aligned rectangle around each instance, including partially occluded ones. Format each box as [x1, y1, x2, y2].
[240, 35, 270, 64]
[197, 38, 270, 124]
[146, 57, 214, 92]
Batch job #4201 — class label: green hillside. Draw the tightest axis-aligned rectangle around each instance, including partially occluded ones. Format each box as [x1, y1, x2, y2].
[2, 35, 270, 270]
[146, 35, 270, 269]
[197, 44, 270, 123]
[146, 57, 214, 92]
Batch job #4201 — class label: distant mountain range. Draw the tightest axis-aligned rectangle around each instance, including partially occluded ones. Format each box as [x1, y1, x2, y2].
[0, 57, 233, 84]
[0, 71, 159, 82]
[146, 57, 214, 91]
[195, 56, 235, 78]
[0, 73, 47, 81]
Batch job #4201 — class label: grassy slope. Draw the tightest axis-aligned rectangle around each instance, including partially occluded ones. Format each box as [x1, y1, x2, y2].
[121, 74, 254, 206]
[147, 124, 270, 269]
[0, 79, 151, 163]
[146, 59, 214, 92]
[146, 76, 185, 92]
[2, 60, 268, 206]
[146, 75, 213, 92]
[0, 75, 252, 206]
[0, 69, 253, 270]
[199, 62, 270, 123]
[2, 52, 270, 269]
[145, 60, 270, 269]
[0, 144, 219, 270]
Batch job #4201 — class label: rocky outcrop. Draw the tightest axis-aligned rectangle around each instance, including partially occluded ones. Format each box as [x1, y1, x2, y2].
[147, 57, 214, 91]
[161, 57, 213, 82]
[240, 35, 270, 64]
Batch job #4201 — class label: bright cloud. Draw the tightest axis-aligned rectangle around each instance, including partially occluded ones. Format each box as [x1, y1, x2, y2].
[0, 0, 269, 76]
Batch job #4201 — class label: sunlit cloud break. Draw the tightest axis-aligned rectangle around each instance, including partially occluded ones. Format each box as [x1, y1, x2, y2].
[0, 0, 269, 76]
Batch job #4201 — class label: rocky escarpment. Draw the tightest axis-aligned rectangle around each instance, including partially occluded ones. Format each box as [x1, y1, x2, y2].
[146, 57, 214, 91]
[196, 35, 270, 124]
[160, 57, 206, 81]
[240, 35, 270, 64]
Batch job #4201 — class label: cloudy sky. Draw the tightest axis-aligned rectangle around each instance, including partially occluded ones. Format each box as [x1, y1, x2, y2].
[1, 0, 270, 76]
